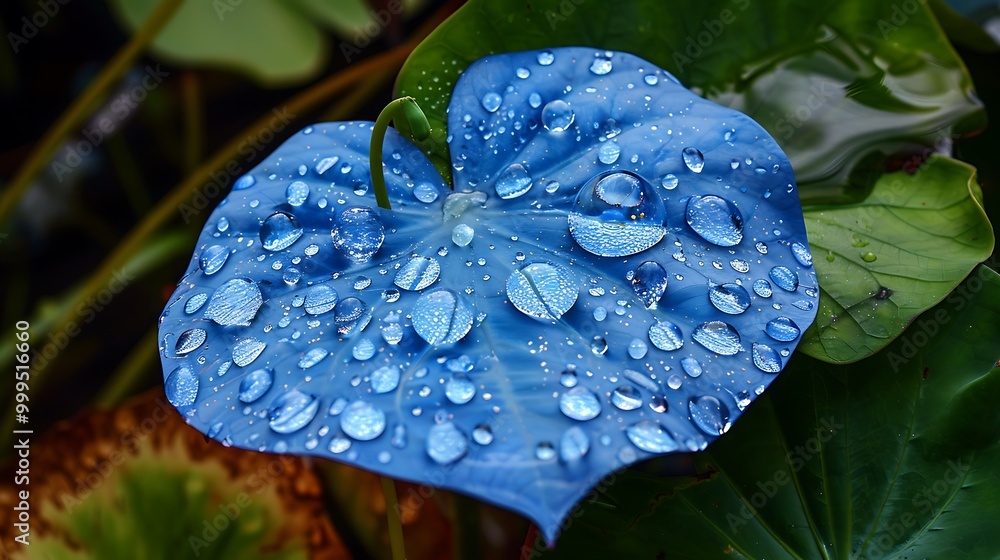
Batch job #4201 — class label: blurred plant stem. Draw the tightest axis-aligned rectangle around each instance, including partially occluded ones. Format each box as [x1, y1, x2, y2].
[381, 477, 407, 560]
[94, 326, 159, 407]
[0, 0, 184, 224]
[181, 71, 205, 173]
[107, 134, 151, 216]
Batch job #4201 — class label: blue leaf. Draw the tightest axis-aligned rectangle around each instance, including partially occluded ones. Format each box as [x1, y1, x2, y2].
[158, 48, 818, 544]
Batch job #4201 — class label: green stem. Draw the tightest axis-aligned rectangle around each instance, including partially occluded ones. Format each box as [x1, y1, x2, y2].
[380, 476, 406, 560]
[369, 97, 431, 210]
[0, 0, 184, 225]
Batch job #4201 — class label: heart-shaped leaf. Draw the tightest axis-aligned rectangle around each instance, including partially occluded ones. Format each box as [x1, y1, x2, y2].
[157, 48, 817, 542]
[535, 265, 1000, 559]
[396, 0, 989, 364]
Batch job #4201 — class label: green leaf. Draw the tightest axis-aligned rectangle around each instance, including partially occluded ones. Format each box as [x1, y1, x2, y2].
[107, 0, 380, 85]
[396, 0, 991, 363]
[536, 265, 1000, 559]
[800, 155, 994, 362]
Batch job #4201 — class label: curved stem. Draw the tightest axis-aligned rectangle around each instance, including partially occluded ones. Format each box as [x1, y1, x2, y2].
[380, 476, 406, 560]
[0, 0, 184, 224]
[369, 97, 431, 210]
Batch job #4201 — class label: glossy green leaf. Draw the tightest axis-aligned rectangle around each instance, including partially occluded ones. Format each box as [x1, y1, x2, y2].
[396, 0, 991, 363]
[800, 155, 994, 362]
[536, 265, 1000, 559]
[108, 0, 382, 85]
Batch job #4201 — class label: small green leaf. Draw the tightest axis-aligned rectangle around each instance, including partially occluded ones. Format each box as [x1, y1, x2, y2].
[801, 155, 994, 362]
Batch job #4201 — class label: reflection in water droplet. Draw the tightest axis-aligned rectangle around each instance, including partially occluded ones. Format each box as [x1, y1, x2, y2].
[689, 396, 730, 436]
[682, 147, 705, 173]
[481, 92, 502, 113]
[611, 385, 642, 410]
[769, 266, 799, 291]
[175, 329, 206, 355]
[560, 387, 602, 421]
[541, 100, 575, 132]
[268, 390, 319, 434]
[753, 342, 782, 373]
[685, 195, 743, 247]
[709, 283, 752, 315]
[626, 421, 679, 453]
[260, 212, 303, 251]
[286, 181, 309, 206]
[204, 279, 262, 326]
[560, 427, 590, 462]
[233, 337, 266, 367]
[692, 321, 742, 355]
[165, 366, 198, 407]
[568, 171, 666, 257]
[394, 256, 441, 291]
[199, 245, 229, 275]
[765, 316, 800, 342]
[753, 279, 773, 298]
[238, 368, 274, 403]
[631, 261, 667, 309]
[648, 320, 684, 351]
[341, 401, 386, 441]
[427, 422, 468, 464]
[506, 262, 578, 320]
[495, 163, 533, 199]
[412, 290, 474, 345]
[445, 376, 476, 404]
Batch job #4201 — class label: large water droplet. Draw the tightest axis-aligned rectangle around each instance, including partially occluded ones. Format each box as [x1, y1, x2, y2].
[268, 390, 319, 434]
[648, 320, 684, 351]
[427, 422, 468, 465]
[598, 142, 621, 164]
[692, 321, 742, 355]
[628, 338, 648, 360]
[452, 224, 475, 247]
[204, 278, 262, 326]
[286, 181, 309, 206]
[412, 290, 474, 345]
[765, 316, 800, 342]
[341, 401, 386, 441]
[444, 376, 476, 405]
[541, 100, 575, 132]
[353, 339, 375, 361]
[590, 56, 612, 75]
[481, 92, 502, 113]
[752, 342, 782, 373]
[371, 365, 401, 393]
[233, 174, 256, 190]
[560, 427, 590, 462]
[708, 283, 751, 315]
[537, 50, 554, 65]
[238, 368, 273, 403]
[685, 196, 744, 247]
[199, 245, 229, 275]
[689, 396, 730, 436]
[753, 279, 773, 298]
[185, 293, 208, 314]
[175, 328, 207, 355]
[304, 284, 339, 316]
[414, 183, 438, 203]
[681, 357, 702, 377]
[682, 147, 705, 173]
[260, 212, 303, 251]
[626, 421, 679, 453]
[611, 385, 642, 411]
[769, 266, 799, 291]
[394, 256, 440, 291]
[233, 337, 266, 367]
[631, 261, 667, 308]
[506, 262, 578, 320]
[568, 171, 666, 257]
[559, 387, 601, 421]
[473, 424, 494, 445]
[334, 297, 366, 333]
[791, 242, 813, 267]
[495, 163, 533, 199]
[332, 207, 384, 263]
[165, 366, 198, 407]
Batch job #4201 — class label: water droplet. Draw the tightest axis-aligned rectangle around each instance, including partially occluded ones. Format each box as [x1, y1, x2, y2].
[528, 93, 543, 108]
[175, 329, 206, 355]
[626, 421, 679, 453]
[445, 376, 476, 404]
[260, 212, 303, 252]
[769, 266, 799, 291]
[427, 422, 467, 464]
[661, 174, 679, 190]
[709, 283, 751, 315]
[334, 297, 366, 333]
[298, 347, 329, 369]
[537, 50, 555, 65]
[681, 357, 702, 377]
[692, 321, 742, 355]
[238, 368, 273, 403]
[861, 251, 877, 263]
[268, 390, 319, 434]
[593, 306, 607, 321]
[560, 369, 578, 387]
[391, 424, 407, 448]
[730, 259, 750, 273]
[644, 74, 659, 85]
[536, 442, 557, 460]
[560, 427, 590, 462]
[204, 279, 262, 326]
[381, 322, 403, 345]
[495, 163, 533, 199]
[481, 92, 502, 113]
[412, 290, 474, 345]
[689, 396, 730, 436]
[591, 336, 608, 355]
[753, 343, 781, 373]
[352, 339, 376, 361]
[341, 401, 386, 441]
[631, 261, 667, 308]
[233, 174, 256, 190]
[685, 195, 744, 247]
[568, 171, 666, 257]
[329, 436, 351, 453]
[394, 256, 441, 291]
[765, 316, 800, 342]
[753, 279, 773, 298]
[233, 337, 266, 367]
[791, 242, 813, 267]
[541, 100, 575, 132]
[332, 207, 384, 263]
[590, 56, 612, 75]
[648, 320, 684, 351]
[286, 181, 309, 206]
[682, 147, 705, 173]
[199, 245, 229, 275]
[611, 385, 642, 410]
[304, 284, 339, 315]
[282, 268, 301, 285]
[414, 183, 438, 203]
[598, 142, 621, 164]
[452, 224, 475, 247]
[165, 366, 198, 407]
[628, 338, 648, 359]
[315, 156, 338, 175]
[560, 387, 602, 421]
[354, 183, 369, 197]
[506, 262, 578, 320]
[371, 365, 400, 393]
[516, 67, 530, 79]
[185, 293, 208, 314]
